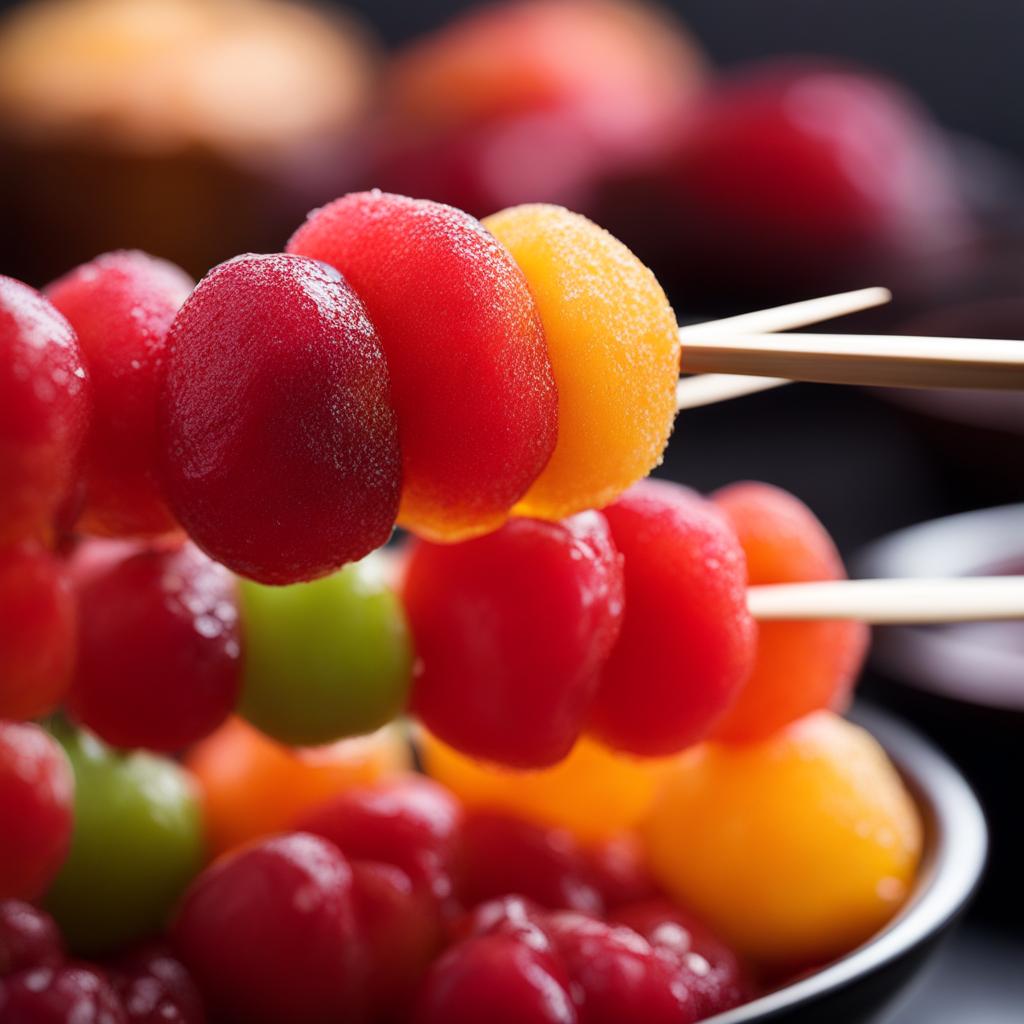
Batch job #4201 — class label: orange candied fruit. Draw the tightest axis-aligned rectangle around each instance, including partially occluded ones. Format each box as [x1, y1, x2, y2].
[184, 717, 411, 856]
[483, 204, 680, 521]
[643, 711, 923, 969]
[420, 729, 672, 845]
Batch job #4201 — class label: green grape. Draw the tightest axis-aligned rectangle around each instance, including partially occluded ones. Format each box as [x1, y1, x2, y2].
[44, 721, 204, 954]
[239, 552, 413, 746]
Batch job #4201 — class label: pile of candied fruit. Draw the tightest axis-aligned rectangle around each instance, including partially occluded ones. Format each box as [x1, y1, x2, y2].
[0, 190, 923, 1024]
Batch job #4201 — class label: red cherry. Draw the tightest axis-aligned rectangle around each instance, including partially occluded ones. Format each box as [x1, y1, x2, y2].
[0, 274, 90, 545]
[46, 250, 193, 538]
[458, 812, 603, 916]
[414, 931, 577, 1024]
[0, 542, 76, 722]
[546, 911, 697, 1024]
[68, 540, 241, 752]
[160, 253, 400, 585]
[586, 835, 658, 910]
[295, 774, 463, 904]
[454, 894, 550, 945]
[0, 963, 125, 1024]
[404, 511, 624, 768]
[351, 861, 442, 1022]
[589, 480, 756, 755]
[0, 901, 64, 976]
[0, 722, 74, 900]
[172, 833, 361, 1024]
[108, 944, 205, 1024]
[610, 901, 747, 1018]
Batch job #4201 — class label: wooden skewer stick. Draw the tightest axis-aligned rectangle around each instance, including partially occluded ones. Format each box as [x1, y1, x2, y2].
[747, 576, 1024, 624]
[676, 286, 891, 410]
[680, 333, 1024, 390]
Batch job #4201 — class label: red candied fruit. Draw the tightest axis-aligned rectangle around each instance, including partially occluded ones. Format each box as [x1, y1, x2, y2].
[546, 911, 697, 1024]
[0, 901, 64, 976]
[288, 190, 557, 542]
[172, 833, 360, 1024]
[46, 250, 193, 538]
[0, 722, 74, 900]
[589, 480, 756, 756]
[0, 541, 76, 721]
[403, 510, 623, 768]
[611, 901, 747, 1018]
[68, 540, 241, 752]
[711, 482, 869, 742]
[296, 774, 463, 903]
[108, 944, 205, 1024]
[414, 931, 578, 1024]
[457, 812, 603, 916]
[0, 275, 90, 545]
[160, 253, 400, 585]
[0, 963, 125, 1024]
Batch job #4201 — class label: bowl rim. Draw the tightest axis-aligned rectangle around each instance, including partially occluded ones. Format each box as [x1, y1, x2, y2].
[705, 703, 987, 1023]
[856, 502, 1024, 710]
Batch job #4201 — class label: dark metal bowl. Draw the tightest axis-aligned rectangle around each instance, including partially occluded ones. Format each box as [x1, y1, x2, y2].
[707, 704, 986, 1024]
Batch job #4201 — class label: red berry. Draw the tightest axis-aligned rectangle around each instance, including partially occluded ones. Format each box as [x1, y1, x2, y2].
[172, 833, 361, 1024]
[0, 542, 76, 722]
[287, 190, 557, 542]
[108, 944, 205, 1024]
[0, 722, 74, 900]
[610, 901, 747, 1018]
[546, 912, 696, 1024]
[711, 482, 869, 742]
[0, 963, 125, 1024]
[296, 774, 463, 903]
[403, 511, 623, 768]
[458, 812, 603, 916]
[0, 901, 64, 976]
[589, 480, 756, 755]
[414, 932, 577, 1024]
[160, 253, 400, 585]
[453, 894, 551, 948]
[0, 275, 90, 545]
[68, 540, 241, 752]
[351, 861, 441, 1022]
[46, 250, 193, 538]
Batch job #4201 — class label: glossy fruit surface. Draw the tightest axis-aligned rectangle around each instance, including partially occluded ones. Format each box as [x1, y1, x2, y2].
[0, 542, 76, 721]
[108, 944, 205, 1024]
[296, 774, 462, 903]
[69, 540, 241, 751]
[185, 717, 410, 855]
[589, 480, 756, 755]
[458, 812, 603, 915]
[404, 510, 623, 768]
[483, 204, 679, 520]
[45, 724, 204, 954]
[160, 252, 400, 584]
[0, 963, 125, 1024]
[414, 931, 578, 1024]
[644, 711, 923, 967]
[0, 722, 74, 900]
[711, 482, 869, 742]
[239, 552, 412, 746]
[421, 730, 670, 844]
[172, 833, 360, 1024]
[0, 274, 89, 544]
[288, 190, 557, 541]
[0, 901, 64, 976]
[46, 250, 193, 537]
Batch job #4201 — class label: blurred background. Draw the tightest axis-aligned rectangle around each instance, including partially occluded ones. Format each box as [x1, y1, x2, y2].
[0, 1, 1021, 1017]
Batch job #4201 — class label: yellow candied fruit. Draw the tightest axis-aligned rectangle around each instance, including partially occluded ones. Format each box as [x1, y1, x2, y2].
[643, 711, 923, 968]
[483, 204, 680, 520]
[420, 729, 673, 845]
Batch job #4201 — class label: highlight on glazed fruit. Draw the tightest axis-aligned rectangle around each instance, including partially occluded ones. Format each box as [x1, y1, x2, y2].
[0, 178, 933, 1023]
